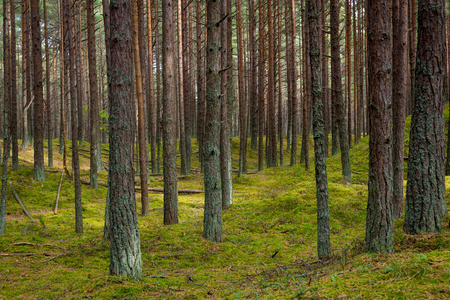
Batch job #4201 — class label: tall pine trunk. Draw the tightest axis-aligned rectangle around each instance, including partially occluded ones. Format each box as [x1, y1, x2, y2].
[203, 0, 223, 242]
[31, 0, 45, 182]
[162, 0, 179, 225]
[404, 0, 446, 234]
[366, 0, 394, 253]
[108, 0, 143, 278]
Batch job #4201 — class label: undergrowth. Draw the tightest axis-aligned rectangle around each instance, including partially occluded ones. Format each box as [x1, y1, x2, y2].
[0, 126, 449, 299]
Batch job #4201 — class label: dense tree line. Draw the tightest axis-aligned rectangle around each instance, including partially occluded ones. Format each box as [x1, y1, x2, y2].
[0, 0, 448, 277]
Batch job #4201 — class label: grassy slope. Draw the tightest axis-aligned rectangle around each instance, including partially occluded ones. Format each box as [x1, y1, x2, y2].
[0, 121, 449, 299]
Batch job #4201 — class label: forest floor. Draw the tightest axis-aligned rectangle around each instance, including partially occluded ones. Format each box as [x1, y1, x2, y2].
[1, 117, 450, 299]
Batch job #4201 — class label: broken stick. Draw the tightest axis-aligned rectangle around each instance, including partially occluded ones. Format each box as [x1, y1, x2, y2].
[54, 170, 65, 214]
[9, 182, 38, 225]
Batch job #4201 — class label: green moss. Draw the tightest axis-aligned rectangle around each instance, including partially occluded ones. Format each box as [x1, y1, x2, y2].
[0, 128, 449, 299]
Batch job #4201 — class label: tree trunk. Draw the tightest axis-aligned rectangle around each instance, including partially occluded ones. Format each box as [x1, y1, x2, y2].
[258, 0, 266, 171]
[366, 0, 393, 253]
[64, 0, 82, 233]
[237, 0, 247, 176]
[10, 0, 18, 170]
[131, 0, 149, 216]
[108, 0, 143, 278]
[308, 0, 331, 260]
[178, 0, 187, 176]
[196, 0, 205, 171]
[345, 0, 352, 147]
[404, 0, 446, 234]
[267, 0, 277, 168]
[300, 0, 310, 170]
[289, 0, 298, 166]
[220, 0, 232, 210]
[392, 0, 407, 219]
[87, 0, 101, 189]
[147, 0, 157, 174]
[31, 0, 45, 181]
[331, 0, 351, 184]
[203, 0, 223, 243]
[162, 0, 179, 225]
[277, 0, 283, 166]
[0, 0, 11, 235]
[249, 0, 258, 152]
[21, 0, 30, 149]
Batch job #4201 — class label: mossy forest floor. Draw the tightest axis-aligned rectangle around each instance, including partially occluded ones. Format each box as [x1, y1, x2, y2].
[1, 125, 450, 299]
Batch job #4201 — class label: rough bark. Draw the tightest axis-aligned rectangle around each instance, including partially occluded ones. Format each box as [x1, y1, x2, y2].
[108, 0, 143, 278]
[277, 0, 283, 166]
[31, 0, 45, 182]
[203, 0, 223, 242]
[308, 0, 331, 260]
[404, 0, 446, 234]
[330, 0, 351, 184]
[366, 0, 394, 253]
[162, 0, 179, 225]
[392, 0, 407, 219]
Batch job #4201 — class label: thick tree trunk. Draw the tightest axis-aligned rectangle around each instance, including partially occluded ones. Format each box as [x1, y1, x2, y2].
[162, 0, 179, 225]
[108, 0, 143, 278]
[308, 0, 331, 260]
[366, 0, 393, 253]
[31, 0, 45, 182]
[331, 0, 351, 184]
[392, 0, 407, 219]
[203, 0, 223, 243]
[404, 0, 446, 234]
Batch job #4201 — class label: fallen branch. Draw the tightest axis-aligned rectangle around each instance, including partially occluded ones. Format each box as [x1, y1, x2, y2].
[54, 170, 65, 214]
[80, 180, 205, 194]
[10, 182, 38, 225]
[0, 252, 53, 257]
[12, 242, 65, 250]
